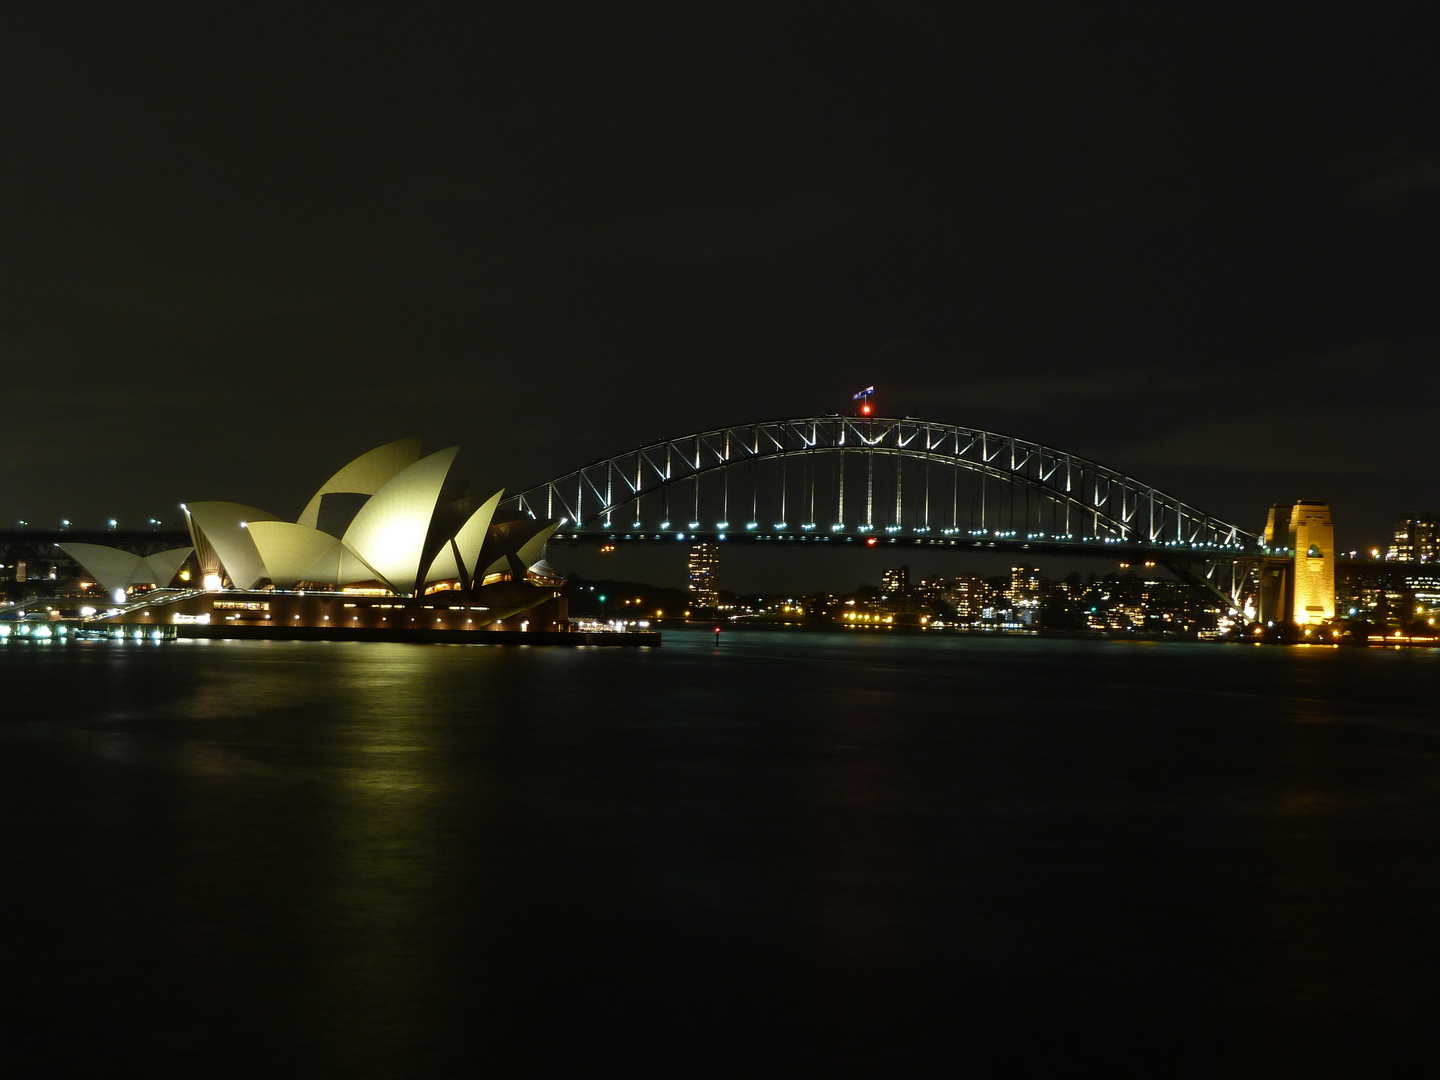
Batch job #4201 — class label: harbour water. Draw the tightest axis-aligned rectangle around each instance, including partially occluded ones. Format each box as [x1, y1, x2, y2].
[5, 629, 1440, 1076]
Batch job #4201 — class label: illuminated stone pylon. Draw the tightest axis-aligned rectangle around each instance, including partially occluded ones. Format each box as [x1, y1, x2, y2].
[1257, 501, 1335, 626]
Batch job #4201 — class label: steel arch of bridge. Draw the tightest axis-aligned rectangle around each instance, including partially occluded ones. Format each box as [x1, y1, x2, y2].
[502, 416, 1258, 554]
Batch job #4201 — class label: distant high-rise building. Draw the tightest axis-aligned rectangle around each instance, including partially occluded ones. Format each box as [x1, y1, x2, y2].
[1009, 566, 1040, 602]
[881, 565, 910, 595]
[1009, 566, 1042, 626]
[1389, 514, 1438, 563]
[913, 577, 946, 605]
[944, 574, 986, 620]
[688, 543, 720, 608]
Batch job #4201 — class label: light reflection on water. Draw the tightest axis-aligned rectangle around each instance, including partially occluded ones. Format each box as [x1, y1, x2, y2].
[4, 631, 1440, 1076]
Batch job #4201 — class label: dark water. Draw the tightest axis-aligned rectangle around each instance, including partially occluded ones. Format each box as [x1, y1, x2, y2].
[4, 630, 1440, 1077]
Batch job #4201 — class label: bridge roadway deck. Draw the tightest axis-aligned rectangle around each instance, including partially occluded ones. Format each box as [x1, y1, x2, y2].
[5, 527, 1422, 578]
[552, 530, 1427, 584]
[548, 528, 1253, 564]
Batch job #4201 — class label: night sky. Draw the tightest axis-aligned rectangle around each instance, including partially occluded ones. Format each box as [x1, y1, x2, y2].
[4, 7, 1437, 578]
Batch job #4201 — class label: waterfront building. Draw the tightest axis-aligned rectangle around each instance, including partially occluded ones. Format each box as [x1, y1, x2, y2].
[688, 542, 720, 608]
[943, 574, 987, 621]
[1389, 514, 1438, 563]
[1008, 566, 1042, 626]
[912, 576, 945, 607]
[1009, 566, 1040, 601]
[880, 565, 910, 596]
[178, 439, 559, 601]
[56, 438, 566, 633]
[1409, 573, 1440, 607]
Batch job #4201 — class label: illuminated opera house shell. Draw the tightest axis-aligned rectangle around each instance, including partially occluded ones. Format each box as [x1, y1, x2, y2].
[183, 438, 559, 597]
[54, 544, 196, 597]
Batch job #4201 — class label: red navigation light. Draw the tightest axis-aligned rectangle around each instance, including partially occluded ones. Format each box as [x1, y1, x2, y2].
[866, 537, 878, 546]
[860, 402, 872, 415]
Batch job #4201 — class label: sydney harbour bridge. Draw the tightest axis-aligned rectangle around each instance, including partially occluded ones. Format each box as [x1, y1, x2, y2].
[4, 414, 1295, 616]
[498, 415, 1263, 611]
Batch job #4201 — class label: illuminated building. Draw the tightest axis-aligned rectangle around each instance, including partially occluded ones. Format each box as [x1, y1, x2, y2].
[1009, 566, 1040, 603]
[179, 439, 558, 600]
[688, 542, 720, 608]
[1388, 514, 1438, 563]
[60, 438, 566, 632]
[881, 565, 909, 596]
[1406, 573, 1440, 631]
[55, 543, 193, 596]
[1007, 566, 1042, 627]
[944, 574, 986, 620]
[1258, 501, 1335, 626]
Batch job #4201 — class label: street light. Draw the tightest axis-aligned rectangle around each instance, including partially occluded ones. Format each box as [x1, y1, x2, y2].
[107, 519, 118, 531]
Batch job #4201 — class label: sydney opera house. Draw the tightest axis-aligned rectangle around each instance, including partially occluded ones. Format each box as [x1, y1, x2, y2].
[59, 438, 570, 638]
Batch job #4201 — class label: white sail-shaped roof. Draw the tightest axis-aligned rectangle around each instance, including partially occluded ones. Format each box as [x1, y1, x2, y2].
[477, 520, 560, 581]
[342, 446, 459, 595]
[60, 543, 146, 594]
[454, 490, 503, 582]
[511, 521, 560, 575]
[59, 543, 194, 593]
[143, 547, 195, 588]
[425, 543, 461, 586]
[423, 489, 503, 586]
[184, 502, 279, 590]
[334, 546, 382, 587]
[246, 521, 350, 589]
[296, 437, 422, 529]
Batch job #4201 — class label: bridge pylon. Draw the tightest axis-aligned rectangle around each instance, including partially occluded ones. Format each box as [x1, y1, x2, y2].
[1256, 501, 1336, 627]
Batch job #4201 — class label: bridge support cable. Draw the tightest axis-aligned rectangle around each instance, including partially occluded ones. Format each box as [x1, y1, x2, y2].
[722, 433, 729, 525]
[923, 454, 930, 532]
[951, 463, 958, 533]
[750, 458, 758, 527]
[783, 457, 794, 529]
[807, 459, 815, 527]
[866, 446, 874, 531]
[887, 452, 898, 532]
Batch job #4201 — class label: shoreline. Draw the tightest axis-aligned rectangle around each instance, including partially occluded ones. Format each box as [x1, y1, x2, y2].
[176, 624, 659, 646]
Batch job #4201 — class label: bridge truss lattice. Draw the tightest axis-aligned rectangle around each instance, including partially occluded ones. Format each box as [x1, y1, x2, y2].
[502, 416, 1257, 556]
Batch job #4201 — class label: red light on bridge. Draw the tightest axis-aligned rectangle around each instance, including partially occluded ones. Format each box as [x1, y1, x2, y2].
[860, 402, 872, 415]
[866, 537, 878, 546]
